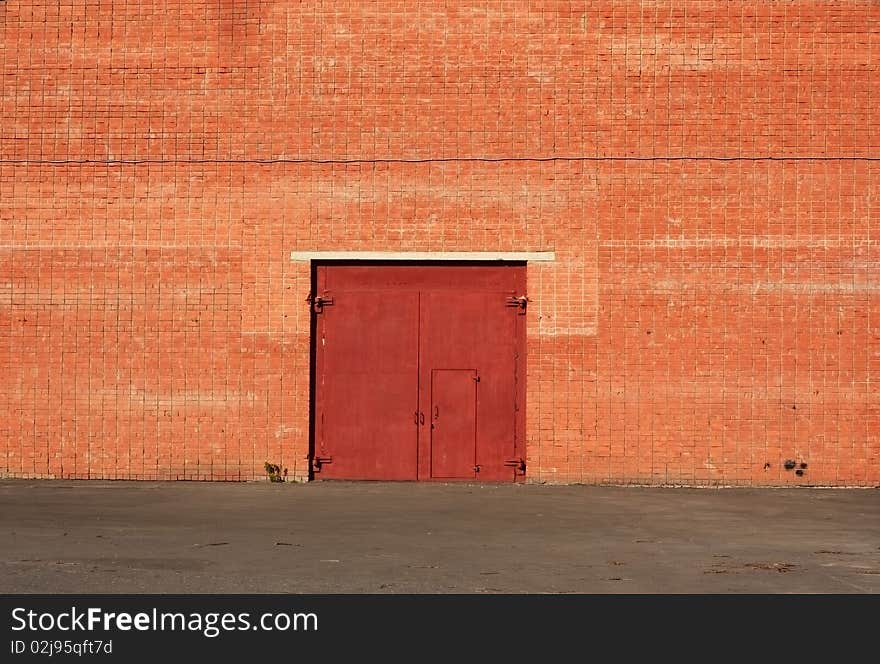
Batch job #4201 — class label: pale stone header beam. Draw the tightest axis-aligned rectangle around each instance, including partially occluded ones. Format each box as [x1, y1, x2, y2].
[290, 251, 555, 262]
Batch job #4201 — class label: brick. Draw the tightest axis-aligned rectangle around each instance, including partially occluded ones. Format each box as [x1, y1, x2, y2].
[0, 1, 877, 485]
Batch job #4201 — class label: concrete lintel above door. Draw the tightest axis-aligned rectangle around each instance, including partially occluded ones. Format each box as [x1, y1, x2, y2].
[290, 251, 555, 262]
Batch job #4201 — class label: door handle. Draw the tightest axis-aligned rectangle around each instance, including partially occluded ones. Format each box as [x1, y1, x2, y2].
[419, 412, 425, 426]
[433, 405, 439, 420]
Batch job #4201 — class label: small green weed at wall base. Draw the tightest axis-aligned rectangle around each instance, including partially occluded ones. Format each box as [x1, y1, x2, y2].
[264, 462, 287, 483]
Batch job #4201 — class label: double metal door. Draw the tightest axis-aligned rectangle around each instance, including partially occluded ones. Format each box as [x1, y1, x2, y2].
[313, 265, 526, 481]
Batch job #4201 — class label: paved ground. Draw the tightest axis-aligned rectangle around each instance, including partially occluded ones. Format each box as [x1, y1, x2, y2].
[1, 480, 877, 593]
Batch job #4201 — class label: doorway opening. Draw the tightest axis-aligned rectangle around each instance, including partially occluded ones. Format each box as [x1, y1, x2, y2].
[309, 262, 527, 482]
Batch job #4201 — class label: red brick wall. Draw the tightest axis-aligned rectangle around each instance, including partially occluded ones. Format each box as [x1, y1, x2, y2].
[1, 1, 877, 485]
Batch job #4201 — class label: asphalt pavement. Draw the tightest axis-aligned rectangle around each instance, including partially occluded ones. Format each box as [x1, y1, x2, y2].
[1, 480, 877, 593]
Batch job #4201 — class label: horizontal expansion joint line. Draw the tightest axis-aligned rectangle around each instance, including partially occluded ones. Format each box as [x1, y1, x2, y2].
[0, 156, 879, 165]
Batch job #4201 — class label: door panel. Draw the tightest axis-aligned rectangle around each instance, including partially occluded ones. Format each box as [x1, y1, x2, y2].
[430, 370, 477, 479]
[419, 291, 518, 481]
[316, 290, 419, 480]
[313, 264, 525, 482]
[322, 265, 521, 292]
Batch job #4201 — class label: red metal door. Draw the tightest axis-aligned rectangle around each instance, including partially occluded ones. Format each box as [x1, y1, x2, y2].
[314, 285, 419, 480]
[418, 291, 520, 481]
[313, 265, 526, 482]
[430, 369, 478, 479]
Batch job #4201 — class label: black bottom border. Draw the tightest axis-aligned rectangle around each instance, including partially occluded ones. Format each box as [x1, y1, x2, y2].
[2, 594, 875, 660]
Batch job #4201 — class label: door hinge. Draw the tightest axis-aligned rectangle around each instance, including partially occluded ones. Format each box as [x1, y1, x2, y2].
[312, 455, 333, 472]
[505, 295, 528, 313]
[307, 292, 334, 313]
[504, 457, 526, 475]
